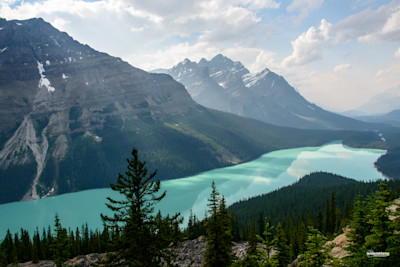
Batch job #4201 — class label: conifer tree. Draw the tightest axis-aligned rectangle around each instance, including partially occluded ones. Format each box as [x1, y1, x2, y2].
[298, 227, 331, 266]
[52, 214, 69, 267]
[273, 223, 290, 267]
[297, 215, 307, 254]
[204, 181, 233, 267]
[323, 196, 332, 235]
[256, 217, 278, 266]
[345, 195, 369, 266]
[32, 228, 41, 263]
[0, 249, 7, 267]
[101, 148, 181, 266]
[364, 181, 393, 266]
[1, 230, 13, 264]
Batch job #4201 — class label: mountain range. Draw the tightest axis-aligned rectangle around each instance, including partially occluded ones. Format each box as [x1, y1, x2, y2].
[154, 55, 382, 131]
[0, 18, 386, 204]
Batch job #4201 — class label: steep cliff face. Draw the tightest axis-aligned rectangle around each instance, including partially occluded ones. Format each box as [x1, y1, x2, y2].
[0, 18, 205, 203]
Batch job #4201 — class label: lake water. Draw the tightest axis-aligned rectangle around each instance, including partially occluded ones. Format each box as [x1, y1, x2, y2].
[0, 142, 386, 236]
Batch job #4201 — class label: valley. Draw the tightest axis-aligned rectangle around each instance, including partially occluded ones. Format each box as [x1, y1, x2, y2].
[0, 142, 385, 236]
[0, 18, 392, 205]
[1, 1, 400, 265]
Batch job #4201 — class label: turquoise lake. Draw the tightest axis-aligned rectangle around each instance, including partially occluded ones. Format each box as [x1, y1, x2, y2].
[0, 142, 386, 236]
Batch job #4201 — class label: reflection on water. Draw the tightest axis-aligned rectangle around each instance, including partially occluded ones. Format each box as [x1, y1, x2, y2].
[0, 142, 385, 235]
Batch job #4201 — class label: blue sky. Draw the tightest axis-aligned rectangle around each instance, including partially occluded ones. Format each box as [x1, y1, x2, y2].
[1, 0, 400, 113]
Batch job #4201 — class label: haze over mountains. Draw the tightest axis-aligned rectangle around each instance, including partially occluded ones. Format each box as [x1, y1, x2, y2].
[155, 55, 384, 131]
[2, 18, 379, 204]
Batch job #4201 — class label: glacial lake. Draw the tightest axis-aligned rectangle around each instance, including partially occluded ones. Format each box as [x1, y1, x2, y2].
[0, 142, 386, 236]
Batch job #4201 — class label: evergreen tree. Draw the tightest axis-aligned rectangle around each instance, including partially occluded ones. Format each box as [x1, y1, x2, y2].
[0, 249, 7, 267]
[231, 210, 241, 242]
[52, 214, 69, 267]
[20, 229, 32, 263]
[101, 148, 181, 266]
[256, 217, 278, 266]
[330, 192, 337, 234]
[1, 230, 13, 264]
[298, 227, 331, 267]
[364, 181, 393, 266]
[273, 223, 290, 267]
[323, 196, 332, 235]
[345, 195, 369, 266]
[32, 228, 41, 263]
[247, 226, 258, 256]
[204, 182, 233, 267]
[297, 215, 307, 254]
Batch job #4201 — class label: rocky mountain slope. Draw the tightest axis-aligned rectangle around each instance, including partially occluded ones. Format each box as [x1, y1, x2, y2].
[1, 18, 373, 204]
[155, 55, 380, 130]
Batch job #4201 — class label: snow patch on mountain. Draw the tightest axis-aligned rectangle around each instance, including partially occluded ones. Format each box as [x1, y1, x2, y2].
[243, 69, 270, 88]
[293, 113, 317, 122]
[37, 61, 55, 92]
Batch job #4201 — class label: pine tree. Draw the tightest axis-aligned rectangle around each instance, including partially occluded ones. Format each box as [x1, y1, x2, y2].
[298, 227, 331, 267]
[345, 195, 369, 266]
[256, 217, 278, 266]
[204, 182, 233, 267]
[101, 148, 181, 266]
[0, 249, 7, 267]
[32, 228, 41, 263]
[1, 230, 14, 264]
[323, 196, 332, 235]
[297, 215, 307, 254]
[52, 214, 69, 267]
[364, 181, 393, 266]
[273, 223, 290, 267]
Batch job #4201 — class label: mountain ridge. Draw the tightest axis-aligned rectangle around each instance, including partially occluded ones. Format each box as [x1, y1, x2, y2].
[155, 55, 383, 131]
[0, 18, 380, 204]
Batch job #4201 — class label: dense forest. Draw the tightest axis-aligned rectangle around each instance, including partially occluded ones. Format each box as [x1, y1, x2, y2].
[229, 172, 400, 237]
[2, 169, 400, 265]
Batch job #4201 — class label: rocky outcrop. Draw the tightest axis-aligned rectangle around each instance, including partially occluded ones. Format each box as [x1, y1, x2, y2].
[325, 227, 351, 259]
[13, 237, 249, 267]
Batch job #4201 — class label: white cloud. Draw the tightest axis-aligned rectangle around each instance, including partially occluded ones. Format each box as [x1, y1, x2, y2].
[282, 19, 332, 66]
[223, 47, 278, 72]
[395, 47, 400, 58]
[0, 0, 273, 70]
[239, 0, 281, 10]
[334, 63, 351, 73]
[286, 0, 324, 24]
[333, 2, 400, 43]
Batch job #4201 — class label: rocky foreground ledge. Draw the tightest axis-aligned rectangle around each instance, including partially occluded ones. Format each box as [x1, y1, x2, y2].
[14, 236, 249, 267]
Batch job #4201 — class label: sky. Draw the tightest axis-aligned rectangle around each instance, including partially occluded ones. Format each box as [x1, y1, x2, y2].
[1, 0, 400, 113]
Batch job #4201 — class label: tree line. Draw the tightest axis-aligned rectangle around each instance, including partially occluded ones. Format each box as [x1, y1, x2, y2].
[2, 149, 400, 266]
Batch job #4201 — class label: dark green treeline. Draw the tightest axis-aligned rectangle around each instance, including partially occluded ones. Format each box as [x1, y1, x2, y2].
[0, 218, 111, 266]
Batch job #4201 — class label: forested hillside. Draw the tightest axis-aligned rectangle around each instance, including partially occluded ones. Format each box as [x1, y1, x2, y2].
[229, 172, 400, 237]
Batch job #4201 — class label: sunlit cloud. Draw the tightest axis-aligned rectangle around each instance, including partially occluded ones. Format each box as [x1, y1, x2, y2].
[0, 0, 399, 112]
[282, 19, 332, 66]
[333, 1, 400, 43]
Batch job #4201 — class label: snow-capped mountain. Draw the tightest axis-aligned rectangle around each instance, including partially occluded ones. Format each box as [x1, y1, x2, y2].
[156, 55, 377, 130]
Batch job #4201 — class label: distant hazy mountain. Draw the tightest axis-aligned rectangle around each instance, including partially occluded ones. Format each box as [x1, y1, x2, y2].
[1, 18, 365, 204]
[354, 86, 400, 115]
[155, 55, 378, 130]
[357, 109, 400, 127]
